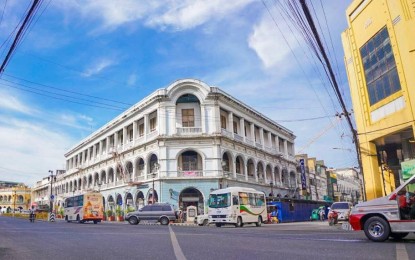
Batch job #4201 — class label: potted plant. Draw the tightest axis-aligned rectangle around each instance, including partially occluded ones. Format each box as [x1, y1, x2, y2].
[115, 206, 124, 221]
[106, 210, 115, 221]
[102, 210, 107, 221]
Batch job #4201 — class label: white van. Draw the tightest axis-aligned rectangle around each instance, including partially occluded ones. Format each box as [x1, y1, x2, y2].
[329, 202, 353, 221]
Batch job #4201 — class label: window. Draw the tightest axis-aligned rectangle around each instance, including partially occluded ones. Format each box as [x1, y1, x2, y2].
[150, 117, 157, 132]
[182, 109, 195, 127]
[220, 115, 227, 129]
[151, 206, 163, 211]
[233, 121, 238, 134]
[182, 151, 198, 171]
[138, 124, 144, 137]
[239, 192, 248, 205]
[141, 206, 151, 211]
[162, 206, 172, 211]
[360, 27, 401, 105]
[208, 193, 231, 208]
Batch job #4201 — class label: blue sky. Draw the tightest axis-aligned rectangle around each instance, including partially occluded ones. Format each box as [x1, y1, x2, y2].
[0, 0, 354, 186]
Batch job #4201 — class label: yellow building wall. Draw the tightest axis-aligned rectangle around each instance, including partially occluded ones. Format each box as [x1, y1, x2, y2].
[342, 0, 415, 200]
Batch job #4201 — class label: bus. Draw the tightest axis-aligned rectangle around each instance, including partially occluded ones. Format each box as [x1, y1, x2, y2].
[64, 192, 104, 224]
[208, 187, 267, 227]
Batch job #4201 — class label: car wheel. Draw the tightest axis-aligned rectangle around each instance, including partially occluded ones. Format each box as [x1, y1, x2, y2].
[215, 223, 222, 227]
[235, 217, 243, 228]
[160, 217, 169, 225]
[364, 216, 390, 242]
[93, 220, 98, 224]
[65, 215, 69, 223]
[76, 215, 82, 224]
[390, 232, 409, 240]
[255, 216, 262, 227]
[203, 219, 209, 226]
[128, 216, 139, 225]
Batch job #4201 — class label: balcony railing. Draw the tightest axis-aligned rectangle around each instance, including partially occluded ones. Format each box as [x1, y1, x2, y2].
[177, 171, 203, 177]
[176, 127, 202, 135]
[236, 174, 245, 181]
[255, 142, 263, 149]
[245, 138, 254, 146]
[234, 133, 243, 142]
[221, 128, 233, 138]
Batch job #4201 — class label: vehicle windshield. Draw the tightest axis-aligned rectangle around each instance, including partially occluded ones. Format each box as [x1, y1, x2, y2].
[209, 193, 231, 208]
[331, 203, 350, 210]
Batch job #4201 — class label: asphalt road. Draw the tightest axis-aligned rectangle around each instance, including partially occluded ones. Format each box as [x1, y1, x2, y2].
[1, 217, 414, 260]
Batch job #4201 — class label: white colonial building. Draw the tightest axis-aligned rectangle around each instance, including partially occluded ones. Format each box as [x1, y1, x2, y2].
[33, 79, 298, 216]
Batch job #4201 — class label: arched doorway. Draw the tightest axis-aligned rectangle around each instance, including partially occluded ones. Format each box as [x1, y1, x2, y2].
[107, 195, 115, 211]
[125, 193, 133, 210]
[147, 189, 158, 204]
[135, 191, 144, 209]
[179, 187, 204, 215]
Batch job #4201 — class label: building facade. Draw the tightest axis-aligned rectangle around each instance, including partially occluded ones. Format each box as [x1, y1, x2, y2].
[295, 154, 328, 201]
[342, 0, 415, 199]
[32, 79, 298, 217]
[331, 168, 364, 204]
[0, 185, 32, 213]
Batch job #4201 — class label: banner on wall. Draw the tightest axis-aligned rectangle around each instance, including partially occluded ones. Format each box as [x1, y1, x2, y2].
[300, 159, 306, 190]
[401, 159, 415, 181]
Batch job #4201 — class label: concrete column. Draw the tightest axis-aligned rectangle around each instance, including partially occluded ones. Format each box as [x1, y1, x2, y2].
[123, 126, 127, 145]
[240, 118, 245, 140]
[232, 159, 237, 179]
[260, 127, 264, 145]
[99, 140, 103, 155]
[144, 114, 149, 141]
[114, 132, 119, 150]
[228, 112, 234, 134]
[200, 105, 206, 134]
[275, 135, 280, 153]
[250, 123, 255, 141]
[244, 163, 248, 181]
[106, 136, 110, 154]
[255, 163, 258, 182]
[133, 121, 137, 144]
[284, 139, 288, 157]
[267, 132, 272, 148]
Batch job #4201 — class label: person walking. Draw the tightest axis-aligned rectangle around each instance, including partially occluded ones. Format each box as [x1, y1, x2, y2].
[319, 208, 325, 221]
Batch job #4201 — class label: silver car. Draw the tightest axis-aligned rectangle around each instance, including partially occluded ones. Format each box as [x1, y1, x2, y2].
[125, 203, 177, 225]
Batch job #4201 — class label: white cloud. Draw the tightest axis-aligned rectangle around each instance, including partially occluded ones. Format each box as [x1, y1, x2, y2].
[127, 73, 137, 87]
[0, 89, 33, 114]
[82, 58, 115, 77]
[248, 14, 298, 69]
[0, 117, 74, 186]
[57, 0, 255, 31]
[146, 0, 255, 30]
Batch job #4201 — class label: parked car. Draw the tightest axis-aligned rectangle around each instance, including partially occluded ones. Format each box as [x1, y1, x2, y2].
[349, 174, 415, 242]
[125, 203, 177, 225]
[195, 214, 209, 226]
[329, 202, 353, 221]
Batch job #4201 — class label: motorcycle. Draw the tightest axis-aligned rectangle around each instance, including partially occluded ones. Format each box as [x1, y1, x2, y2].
[328, 210, 338, 226]
[29, 212, 36, 223]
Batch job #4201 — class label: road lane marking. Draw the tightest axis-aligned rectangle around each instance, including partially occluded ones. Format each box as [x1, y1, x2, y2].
[169, 226, 187, 260]
[396, 244, 408, 260]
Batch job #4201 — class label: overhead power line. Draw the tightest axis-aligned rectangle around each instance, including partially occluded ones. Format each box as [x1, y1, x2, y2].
[0, 0, 42, 76]
[295, 0, 365, 200]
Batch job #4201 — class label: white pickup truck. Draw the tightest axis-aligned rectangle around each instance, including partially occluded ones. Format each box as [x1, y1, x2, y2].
[349, 174, 415, 242]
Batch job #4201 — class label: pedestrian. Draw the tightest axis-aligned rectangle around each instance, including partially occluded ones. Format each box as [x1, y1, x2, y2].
[319, 208, 325, 221]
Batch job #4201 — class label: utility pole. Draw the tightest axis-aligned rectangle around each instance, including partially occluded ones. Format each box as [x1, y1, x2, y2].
[298, 0, 366, 201]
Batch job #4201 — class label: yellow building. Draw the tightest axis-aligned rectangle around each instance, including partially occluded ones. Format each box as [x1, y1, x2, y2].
[342, 0, 415, 200]
[0, 186, 32, 213]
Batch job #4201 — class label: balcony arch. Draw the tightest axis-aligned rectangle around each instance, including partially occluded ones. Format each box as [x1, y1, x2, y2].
[265, 164, 272, 184]
[148, 154, 159, 174]
[235, 155, 245, 176]
[108, 168, 115, 183]
[88, 174, 93, 188]
[135, 157, 145, 180]
[125, 161, 133, 182]
[257, 161, 265, 182]
[247, 158, 255, 181]
[274, 166, 281, 183]
[135, 191, 145, 209]
[221, 151, 234, 174]
[100, 170, 107, 184]
[177, 149, 203, 177]
[93, 172, 99, 186]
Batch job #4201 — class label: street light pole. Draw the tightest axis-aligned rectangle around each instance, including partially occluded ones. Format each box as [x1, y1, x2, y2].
[13, 189, 16, 217]
[151, 163, 160, 204]
[48, 170, 56, 215]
